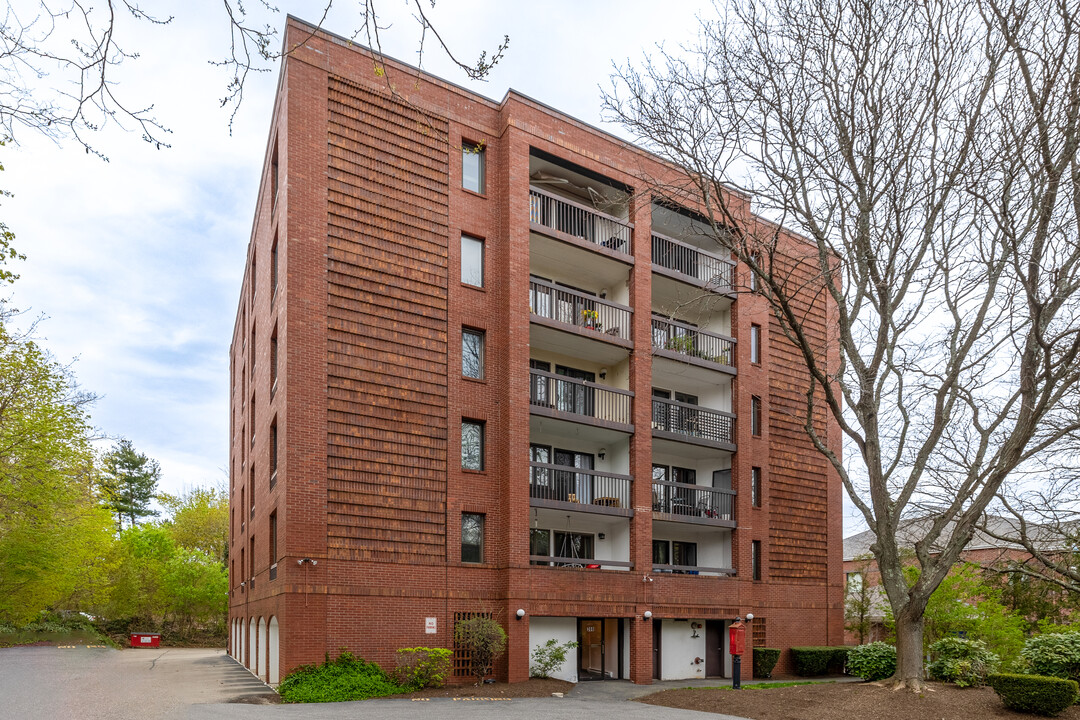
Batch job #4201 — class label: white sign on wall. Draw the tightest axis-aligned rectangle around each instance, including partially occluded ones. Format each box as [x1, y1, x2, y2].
[425, 617, 437, 634]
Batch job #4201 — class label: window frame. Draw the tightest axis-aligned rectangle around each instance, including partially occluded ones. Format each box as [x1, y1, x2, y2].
[461, 512, 485, 563]
[461, 141, 485, 194]
[461, 234, 485, 288]
[751, 539, 762, 581]
[462, 327, 485, 380]
[751, 395, 762, 436]
[750, 324, 761, 364]
[269, 418, 278, 488]
[461, 420, 485, 471]
[751, 466, 762, 507]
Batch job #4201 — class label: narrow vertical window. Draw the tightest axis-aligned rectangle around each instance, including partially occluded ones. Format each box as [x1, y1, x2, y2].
[249, 465, 255, 517]
[751, 540, 762, 580]
[462, 328, 485, 379]
[249, 536, 256, 581]
[269, 419, 278, 487]
[749, 253, 760, 292]
[751, 396, 762, 436]
[268, 511, 278, 580]
[461, 234, 484, 287]
[240, 487, 245, 529]
[239, 549, 245, 590]
[270, 326, 278, 394]
[750, 324, 761, 364]
[461, 512, 485, 563]
[271, 235, 278, 298]
[751, 467, 762, 508]
[251, 255, 256, 301]
[250, 323, 256, 372]
[250, 393, 255, 446]
[271, 142, 279, 211]
[462, 420, 484, 470]
[462, 141, 485, 193]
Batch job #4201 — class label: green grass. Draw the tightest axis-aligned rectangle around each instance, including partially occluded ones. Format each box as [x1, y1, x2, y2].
[689, 680, 837, 691]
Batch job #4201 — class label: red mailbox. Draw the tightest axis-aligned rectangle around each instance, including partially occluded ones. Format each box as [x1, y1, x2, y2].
[130, 633, 161, 648]
[729, 621, 746, 656]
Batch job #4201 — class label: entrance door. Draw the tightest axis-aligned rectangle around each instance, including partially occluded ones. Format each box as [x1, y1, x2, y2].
[652, 620, 662, 680]
[705, 620, 725, 677]
[579, 619, 605, 680]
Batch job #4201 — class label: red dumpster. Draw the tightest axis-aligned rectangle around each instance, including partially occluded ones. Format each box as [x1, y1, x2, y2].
[130, 633, 161, 648]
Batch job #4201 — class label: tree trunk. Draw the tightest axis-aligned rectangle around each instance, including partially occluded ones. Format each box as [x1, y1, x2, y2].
[889, 606, 926, 690]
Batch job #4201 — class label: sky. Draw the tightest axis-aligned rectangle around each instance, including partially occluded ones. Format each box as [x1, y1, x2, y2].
[3, 0, 864, 533]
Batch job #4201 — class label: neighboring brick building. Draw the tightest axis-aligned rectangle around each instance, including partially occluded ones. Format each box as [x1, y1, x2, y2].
[227, 17, 844, 686]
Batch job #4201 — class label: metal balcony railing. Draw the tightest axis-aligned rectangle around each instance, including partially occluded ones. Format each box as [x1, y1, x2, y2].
[529, 461, 632, 509]
[652, 232, 735, 291]
[529, 186, 633, 255]
[652, 479, 736, 523]
[651, 315, 735, 368]
[530, 369, 634, 426]
[652, 564, 735, 576]
[530, 278, 633, 342]
[651, 397, 735, 445]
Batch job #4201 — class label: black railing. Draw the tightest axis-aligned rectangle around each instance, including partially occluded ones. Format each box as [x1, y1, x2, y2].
[529, 186, 633, 254]
[651, 398, 735, 445]
[529, 461, 632, 509]
[530, 278, 633, 341]
[652, 480, 736, 522]
[651, 315, 735, 367]
[652, 232, 735, 290]
[530, 369, 634, 426]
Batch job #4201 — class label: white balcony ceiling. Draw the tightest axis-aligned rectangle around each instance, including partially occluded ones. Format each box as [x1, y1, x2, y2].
[530, 323, 630, 366]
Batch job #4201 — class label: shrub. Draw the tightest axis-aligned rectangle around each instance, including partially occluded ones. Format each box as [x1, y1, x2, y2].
[454, 615, 507, 686]
[927, 637, 1000, 687]
[791, 646, 849, 676]
[278, 650, 404, 703]
[394, 647, 452, 690]
[989, 673, 1079, 716]
[753, 648, 781, 679]
[1021, 633, 1080, 684]
[846, 642, 896, 681]
[530, 639, 578, 678]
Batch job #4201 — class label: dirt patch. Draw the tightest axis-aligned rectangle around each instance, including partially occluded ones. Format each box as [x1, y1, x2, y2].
[400, 678, 574, 699]
[639, 681, 1080, 720]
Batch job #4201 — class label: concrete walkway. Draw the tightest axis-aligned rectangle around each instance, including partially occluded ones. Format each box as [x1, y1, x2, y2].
[565, 674, 856, 702]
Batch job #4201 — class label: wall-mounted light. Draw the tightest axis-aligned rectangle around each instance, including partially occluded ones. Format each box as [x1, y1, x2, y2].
[598, 447, 607, 460]
[643, 611, 653, 621]
[298, 558, 318, 566]
[746, 613, 754, 621]
[600, 288, 608, 299]
[599, 368, 608, 380]
[598, 533, 606, 540]
[516, 609, 526, 620]
[691, 622, 702, 638]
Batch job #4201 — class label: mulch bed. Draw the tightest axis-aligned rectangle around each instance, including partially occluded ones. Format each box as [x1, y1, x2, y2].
[639, 681, 1080, 720]
[400, 678, 574, 699]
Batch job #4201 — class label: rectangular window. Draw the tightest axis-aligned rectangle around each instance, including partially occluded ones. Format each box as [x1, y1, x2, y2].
[462, 328, 485, 379]
[269, 419, 278, 487]
[461, 420, 484, 470]
[251, 256, 256, 301]
[750, 324, 761, 363]
[846, 572, 863, 594]
[269, 511, 277, 580]
[271, 235, 278, 298]
[250, 324, 256, 372]
[461, 513, 485, 563]
[239, 549, 245, 591]
[270, 326, 278, 394]
[240, 487, 245, 530]
[672, 541, 698, 568]
[461, 234, 484, 287]
[751, 396, 762, 436]
[249, 536, 256, 583]
[752, 540, 762, 581]
[462, 141, 485, 193]
[271, 143, 279, 210]
[529, 528, 551, 565]
[552, 531, 594, 565]
[249, 465, 255, 517]
[751, 467, 762, 507]
[652, 540, 670, 566]
[250, 393, 255, 446]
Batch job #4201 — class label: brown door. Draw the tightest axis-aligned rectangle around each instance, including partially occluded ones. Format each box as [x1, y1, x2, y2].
[652, 620, 662, 680]
[706, 620, 724, 677]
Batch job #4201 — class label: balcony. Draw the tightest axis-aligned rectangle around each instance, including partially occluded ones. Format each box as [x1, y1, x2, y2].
[530, 278, 633, 346]
[530, 186, 633, 259]
[652, 232, 735, 293]
[530, 369, 634, 432]
[652, 480, 736, 528]
[652, 397, 735, 450]
[652, 315, 736, 373]
[529, 462, 633, 516]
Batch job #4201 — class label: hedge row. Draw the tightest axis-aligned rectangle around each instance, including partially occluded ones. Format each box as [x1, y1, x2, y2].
[988, 673, 1079, 716]
[753, 647, 781, 678]
[790, 646, 850, 676]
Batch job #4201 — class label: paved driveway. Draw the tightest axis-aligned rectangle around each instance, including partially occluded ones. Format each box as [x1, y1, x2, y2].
[0, 645, 749, 720]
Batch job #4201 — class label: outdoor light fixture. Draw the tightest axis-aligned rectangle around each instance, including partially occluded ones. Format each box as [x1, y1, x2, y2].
[643, 611, 653, 620]
[516, 609, 526, 620]
[598, 447, 606, 460]
[746, 613, 754, 621]
[599, 368, 608, 380]
[298, 558, 318, 566]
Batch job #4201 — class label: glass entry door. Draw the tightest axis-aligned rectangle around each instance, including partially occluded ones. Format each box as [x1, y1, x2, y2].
[577, 618, 621, 680]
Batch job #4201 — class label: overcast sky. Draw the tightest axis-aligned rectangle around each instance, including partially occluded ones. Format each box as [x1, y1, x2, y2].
[3, 0, 863, 533]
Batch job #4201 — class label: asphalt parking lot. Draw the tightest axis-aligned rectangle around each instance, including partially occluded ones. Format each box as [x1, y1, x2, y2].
[0, 645, 746, 720]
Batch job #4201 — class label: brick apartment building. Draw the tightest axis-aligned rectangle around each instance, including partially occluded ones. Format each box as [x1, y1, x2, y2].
[228, 16, 844, 686]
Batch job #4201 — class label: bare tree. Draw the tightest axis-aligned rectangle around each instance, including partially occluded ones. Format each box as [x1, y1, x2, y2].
[0, 1, 508, 159]
[605, 0, 1080, 688]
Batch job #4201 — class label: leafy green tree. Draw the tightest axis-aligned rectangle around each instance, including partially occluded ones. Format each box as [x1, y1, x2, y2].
[98, 439, 161, 530]
[845, 555, 876, 644]
[0, 317, 110, 624]
[454, 615, 507, 686]
[159, 486, 228, 564]
[102, 525, 174, 621]
[161, 548, 227, 632]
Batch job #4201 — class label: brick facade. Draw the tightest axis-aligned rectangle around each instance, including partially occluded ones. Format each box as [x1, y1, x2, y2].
[228, 17, 844, 686]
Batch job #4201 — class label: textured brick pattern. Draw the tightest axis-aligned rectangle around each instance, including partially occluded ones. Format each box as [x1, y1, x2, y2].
[325, 76, 450, 562]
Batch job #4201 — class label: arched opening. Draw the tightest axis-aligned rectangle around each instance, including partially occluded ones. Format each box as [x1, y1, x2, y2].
[268, 617, 280, 685]
[248, 618, 257, 669]
[257, 617, 267, 679]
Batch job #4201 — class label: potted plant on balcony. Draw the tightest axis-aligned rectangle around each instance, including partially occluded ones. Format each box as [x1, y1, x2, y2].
[581, 308, 602, 331]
